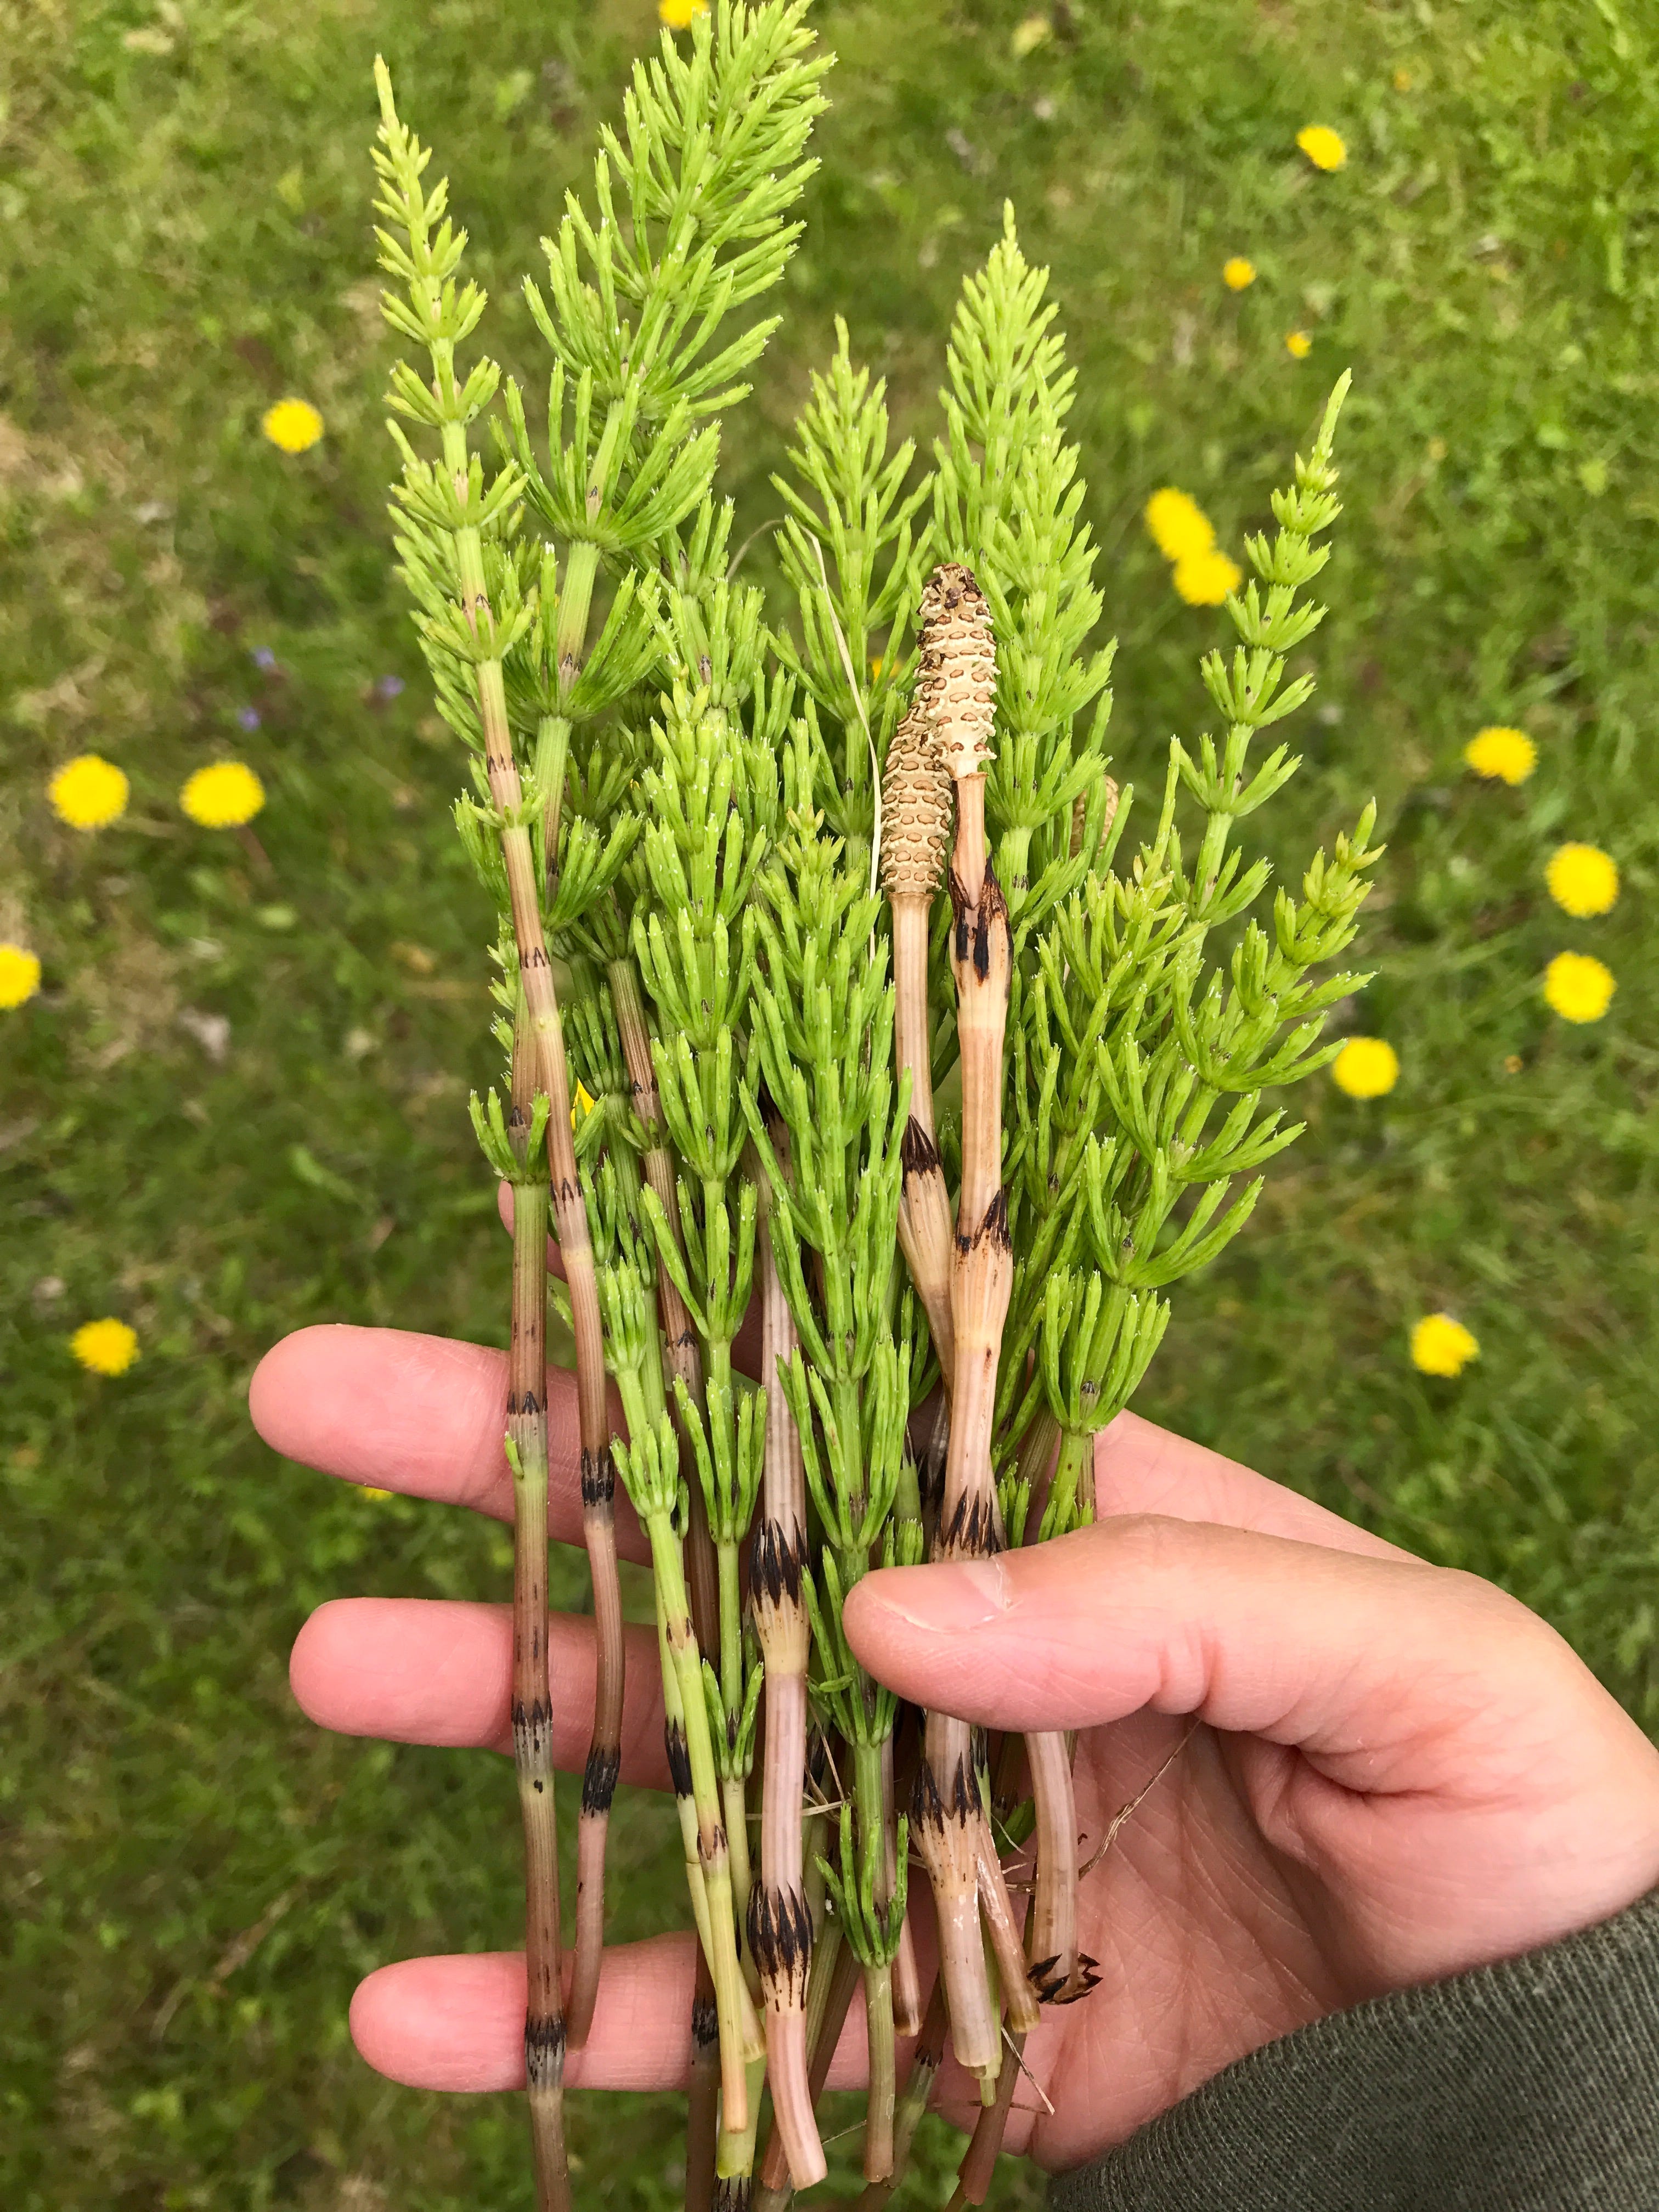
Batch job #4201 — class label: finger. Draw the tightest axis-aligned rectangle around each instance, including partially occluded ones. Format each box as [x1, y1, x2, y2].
[1092, 1410, 1410, 1562]
[351, 1937, 878, 2095]
[498, 1181, 764, 1382]
[844, 1513, 1568, 1789]
[289, 1598, 670, 1791]
[249, 1325, 648, 1565]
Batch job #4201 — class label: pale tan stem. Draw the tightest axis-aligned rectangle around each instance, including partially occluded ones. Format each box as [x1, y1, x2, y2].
[752, 1924, 860, 2211]
[975, 1825, 1040, 2036]
[749, 1158, 822, 2187]
[914, 1709, 1000, 2086]
[955, 1867, 1037, 2204]
[1026, 1727, 1090, 2004]
[891, 893, 955, 1380]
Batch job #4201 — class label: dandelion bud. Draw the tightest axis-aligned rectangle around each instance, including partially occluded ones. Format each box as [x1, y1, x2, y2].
[879, 706, 952, 898]
[918, 562, 997, 781]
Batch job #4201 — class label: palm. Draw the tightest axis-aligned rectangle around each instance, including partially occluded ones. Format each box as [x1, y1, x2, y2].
[254, 1325, 1659, 2177]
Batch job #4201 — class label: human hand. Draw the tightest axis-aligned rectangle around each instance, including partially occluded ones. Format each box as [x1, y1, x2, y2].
[252, 1324, 1659, 2173]
[844, 1426, 1659, 2168]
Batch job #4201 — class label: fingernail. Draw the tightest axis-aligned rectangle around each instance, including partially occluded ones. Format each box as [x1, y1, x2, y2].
[878, 1555, 1011, 1633]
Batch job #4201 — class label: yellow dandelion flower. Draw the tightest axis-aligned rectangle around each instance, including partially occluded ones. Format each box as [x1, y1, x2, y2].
[1543, 950, 1615, 1024]
[1285, 330, 1312, 360]
[71, 1318, 140, 1376]
[180, 761, 266, 828]
[572, 1081, 597, 1128]
[658, 0, 708, 26]
[1011, 14, 1052, 57]
[1222, 256, 1257, 291]
[870, 656, 884, 682]
[1331, 1036, 1399, 1099]
[1296, 125, 1348, 172]
[1463, 726, 1536, 785]
[1172, 548, 1243, 606]
[49, 753, 129, 831]
[1410, 1313, 1479, 1379]
[1143, 487, 1215, 563]
[1393, 66, 1414, 92]
[0, 944, 42, 1009]
[261, 398, 324, 455]
[1545, 842, 1619, 918]
[362, 1486, 393, 1502]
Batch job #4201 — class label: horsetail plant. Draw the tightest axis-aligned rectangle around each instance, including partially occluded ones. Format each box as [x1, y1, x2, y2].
[358, 10, 1383, 2205]
[469, 969, 571, 2210]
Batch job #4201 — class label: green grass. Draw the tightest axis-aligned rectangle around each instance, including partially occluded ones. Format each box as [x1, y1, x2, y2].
[3, 0, 1657, 2203]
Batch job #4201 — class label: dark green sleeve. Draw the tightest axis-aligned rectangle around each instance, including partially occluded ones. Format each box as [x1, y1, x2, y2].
[1050, 1887, 1659, 2212]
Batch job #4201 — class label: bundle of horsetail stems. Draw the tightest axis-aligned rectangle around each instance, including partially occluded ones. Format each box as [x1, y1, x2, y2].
[365, 6, 1381, 2203]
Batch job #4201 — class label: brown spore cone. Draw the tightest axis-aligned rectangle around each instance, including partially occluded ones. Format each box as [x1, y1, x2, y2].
[918, 561, 996, 781]
[880, 704, 953, 899]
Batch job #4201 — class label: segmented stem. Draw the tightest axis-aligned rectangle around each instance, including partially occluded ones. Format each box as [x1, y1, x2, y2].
[686, 1960, 721, 2212]
[748, 1166, 822, 2188]
[855, 1970, 946, 2211]
[752, 1920, 860, 2212]
[916, 566, 1020, 2086]
[447, 463, 620, 2050]
[646, 1513, 764, 2135]
[504, 1065, 572, 2212]
[607, 956, 722, 1652]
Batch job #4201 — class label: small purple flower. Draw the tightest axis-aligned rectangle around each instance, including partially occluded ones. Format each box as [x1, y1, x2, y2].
[237, 706, 262, 732]
[250, 646, 278, 672]
[375, 673, 406, 701]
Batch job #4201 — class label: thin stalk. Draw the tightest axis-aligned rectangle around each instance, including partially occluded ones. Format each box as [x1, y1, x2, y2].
[659, 1588, 715, 1962]
[686, 1960, 720, 2212]
[718, 2050, 767, 2187]
[863, 1959, 896, 2183]
[976, 1824, 1040, 2037]
[646, 1512, 765, 2134]
[850, 1735, 899, 2180]
[532, 712, 569, 906]
[912, 565, 1015, 2090]
[950, 2030, 1025, 2210]
[882, 1732, 922, 2037]
[1027, 1429, 1094, 2004]
[856, 1970, 946, 2211]
[725, 1769, 755, 1973]
[505, 1026, 572, 2212]
[892, 895, 955, 1383]
[749, 1134, 821, 2187]
[752, 1921, 860, 2212]
[446, 438, 620, 2050]
[607, 955, 721, 1653]
[954, 1876, 1036, 2204]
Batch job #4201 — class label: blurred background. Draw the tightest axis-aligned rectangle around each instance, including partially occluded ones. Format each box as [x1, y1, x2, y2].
[3, 0, 1656, 2204]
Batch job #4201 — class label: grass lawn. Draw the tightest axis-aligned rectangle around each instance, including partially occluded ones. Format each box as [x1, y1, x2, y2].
[3, 0, 1656, 2204]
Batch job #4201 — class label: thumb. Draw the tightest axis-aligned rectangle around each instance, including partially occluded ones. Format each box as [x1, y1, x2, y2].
[843, 1514, 1603, 1793]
